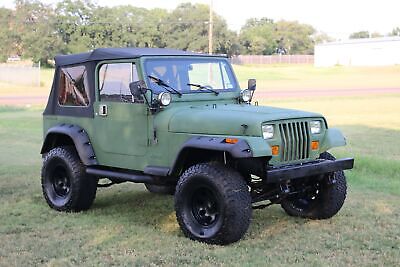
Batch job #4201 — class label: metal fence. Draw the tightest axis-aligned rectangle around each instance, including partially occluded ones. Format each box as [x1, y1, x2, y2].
[0, 63, 41, 86]
[230, 55, 314, 65]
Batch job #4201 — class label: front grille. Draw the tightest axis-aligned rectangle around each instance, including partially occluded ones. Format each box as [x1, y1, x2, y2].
[278, 121, 310, 161]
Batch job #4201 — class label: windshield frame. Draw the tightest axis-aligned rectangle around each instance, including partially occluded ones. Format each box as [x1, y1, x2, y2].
[141, 56, 240, 95]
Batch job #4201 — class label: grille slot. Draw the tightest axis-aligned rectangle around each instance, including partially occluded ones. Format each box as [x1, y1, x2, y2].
[278, 121, 310, 161]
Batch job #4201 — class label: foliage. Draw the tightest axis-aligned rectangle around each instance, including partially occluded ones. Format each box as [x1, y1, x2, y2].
[312, 32, 334, 44]
[239, 18, 317, 55]
[55, 1, 169, 52]
[1, 0, 329, 62]
[275, 20, 315, 54]
[0, 8, 14, 62]
[161, 3, 237, 55]
[349, 31, 370, 39]
[390, 27, 400, 36]
[239, 18, 277, 55]
[14, 0, 64, 66]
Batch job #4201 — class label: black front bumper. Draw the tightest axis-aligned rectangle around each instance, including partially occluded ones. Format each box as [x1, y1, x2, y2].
[266, 158, 354, 183]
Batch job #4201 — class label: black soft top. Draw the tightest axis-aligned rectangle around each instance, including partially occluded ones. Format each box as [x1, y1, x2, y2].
[55, 47, 224, 66]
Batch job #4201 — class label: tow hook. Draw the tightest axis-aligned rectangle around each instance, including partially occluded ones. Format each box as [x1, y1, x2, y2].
[326, 173, 337, 185]
[280, 183, 290, 195]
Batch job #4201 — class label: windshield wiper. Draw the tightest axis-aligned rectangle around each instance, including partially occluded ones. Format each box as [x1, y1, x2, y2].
[148, 75, 182, 96]
[187, 83, 219, 95]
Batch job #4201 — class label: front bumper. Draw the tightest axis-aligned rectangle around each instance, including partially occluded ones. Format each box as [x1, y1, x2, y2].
[266, 158, 354, 183]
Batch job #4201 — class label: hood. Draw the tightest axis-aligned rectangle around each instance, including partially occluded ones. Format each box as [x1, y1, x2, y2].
[165, 104, 323, 136]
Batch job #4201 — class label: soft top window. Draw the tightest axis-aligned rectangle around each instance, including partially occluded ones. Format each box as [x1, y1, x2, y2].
[99, 62, 141, 102]
[58, 65, 89, 107]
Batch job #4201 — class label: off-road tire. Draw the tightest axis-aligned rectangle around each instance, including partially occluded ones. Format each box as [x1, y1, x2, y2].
[175, 162, 252, 245]
[41, 146, 97, 212]
[144, 183, 175, 195]
[281, 152, 347, 219]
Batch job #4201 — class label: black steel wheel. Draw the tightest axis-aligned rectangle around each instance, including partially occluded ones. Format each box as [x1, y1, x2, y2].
[175, 162, 252, 245]
[191, 186, 220, 227]
[281, 152, 347, 219]
[41, 146, 97, 212]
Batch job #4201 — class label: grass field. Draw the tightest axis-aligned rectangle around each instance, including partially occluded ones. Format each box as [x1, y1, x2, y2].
[0, 65, 399, 266]
[1, 65, 400, 98]
[234, 65, 400, 91]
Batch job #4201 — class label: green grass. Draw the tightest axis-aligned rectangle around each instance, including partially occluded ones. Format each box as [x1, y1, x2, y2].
[0, 96, 399, 266]
[233, 65, 400, 91]
[1, 64, 399, 265]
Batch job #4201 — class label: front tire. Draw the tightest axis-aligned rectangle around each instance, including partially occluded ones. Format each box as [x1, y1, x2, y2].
[281, 152, 347, 219]
[175, 163, 252, 245]
[41, 146, 97, 212]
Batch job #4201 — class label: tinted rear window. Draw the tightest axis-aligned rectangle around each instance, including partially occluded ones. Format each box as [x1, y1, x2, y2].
[58, 65, 89, 106]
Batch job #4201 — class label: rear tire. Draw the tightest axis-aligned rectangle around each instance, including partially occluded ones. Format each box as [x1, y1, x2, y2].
[175, 162, 252, 245]
[41, 146, 97, 212]
[281, 152, 347, 219]
[144, 183, 175, 195]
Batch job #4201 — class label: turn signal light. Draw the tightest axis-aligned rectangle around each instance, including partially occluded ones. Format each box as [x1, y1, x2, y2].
[271, 145, 279, 155]
[224, 138, 239, 144]
[311, 140, 319, 150]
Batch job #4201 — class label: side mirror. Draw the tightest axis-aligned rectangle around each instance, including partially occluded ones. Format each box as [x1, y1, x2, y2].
[248, 79, 256, 91]
[129, 80, 147, 97]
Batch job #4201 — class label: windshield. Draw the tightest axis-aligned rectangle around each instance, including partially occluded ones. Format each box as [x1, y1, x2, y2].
[143, 57, 239, 94]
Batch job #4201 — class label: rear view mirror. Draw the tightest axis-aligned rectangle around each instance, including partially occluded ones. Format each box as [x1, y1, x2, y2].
[248, 79, 256, 91]
[129, 80, 147, 97]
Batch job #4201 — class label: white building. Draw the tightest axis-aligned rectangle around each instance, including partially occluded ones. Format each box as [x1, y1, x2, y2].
[314, 37, 400, 67]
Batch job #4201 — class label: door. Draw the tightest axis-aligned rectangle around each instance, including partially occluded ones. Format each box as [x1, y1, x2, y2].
[93, 61, 148, 168]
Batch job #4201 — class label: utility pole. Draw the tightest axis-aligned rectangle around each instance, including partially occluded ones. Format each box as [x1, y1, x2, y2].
[208, 0, 213, 54]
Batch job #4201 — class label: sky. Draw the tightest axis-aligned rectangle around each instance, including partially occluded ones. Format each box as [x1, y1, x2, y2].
[1, 0, 399, 40]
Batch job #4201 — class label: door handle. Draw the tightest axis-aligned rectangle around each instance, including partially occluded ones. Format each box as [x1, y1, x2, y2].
[99, 104, 108, 116]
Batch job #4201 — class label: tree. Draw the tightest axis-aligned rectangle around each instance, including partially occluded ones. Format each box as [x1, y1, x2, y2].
[238, 18, 316, 55]
[55, 0, 96, 53]
[274, 20, 315, 54]
[313, 32, 333, 45]
[390, 27, 400, 36]
[14, 0, 64, 65]
[161, 3, 236, 55]
[0, 8, 14, 62]
[239, 18, 276, 55]
[349, 31, 370, 39]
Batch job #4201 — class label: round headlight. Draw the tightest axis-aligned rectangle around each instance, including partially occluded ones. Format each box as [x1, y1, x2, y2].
[241, 89, 252, 102]
[158, 92, 172, 106]
[310, 120, 321, 134]
[262, 125, 274, 139]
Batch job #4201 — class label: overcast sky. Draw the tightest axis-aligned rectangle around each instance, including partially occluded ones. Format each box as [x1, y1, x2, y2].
[2, 0, 399, 39]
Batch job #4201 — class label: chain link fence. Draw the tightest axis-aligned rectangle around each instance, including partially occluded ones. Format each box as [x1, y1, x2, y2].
[0, 63, 41, 86]
[231, 55, 314, 65]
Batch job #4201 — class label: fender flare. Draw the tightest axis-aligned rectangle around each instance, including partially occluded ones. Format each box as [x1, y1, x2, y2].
[40, 123, 98, 166]
[169, 136, 253, 175]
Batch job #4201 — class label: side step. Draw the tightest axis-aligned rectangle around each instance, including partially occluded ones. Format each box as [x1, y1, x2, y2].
[86, 167, 156, 184]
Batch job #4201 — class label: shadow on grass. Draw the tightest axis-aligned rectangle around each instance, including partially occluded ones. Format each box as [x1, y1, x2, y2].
[86, 184, 306, 241]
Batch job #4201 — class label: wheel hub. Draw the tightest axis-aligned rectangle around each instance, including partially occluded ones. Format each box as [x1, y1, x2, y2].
[52, 166, 71, 197]
[191, 188, 219, 226]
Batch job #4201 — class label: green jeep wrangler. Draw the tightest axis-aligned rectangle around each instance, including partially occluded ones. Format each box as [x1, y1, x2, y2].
[41, 48, 354, 245]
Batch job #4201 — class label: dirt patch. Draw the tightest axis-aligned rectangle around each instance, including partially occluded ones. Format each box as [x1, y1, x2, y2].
[0, 95, 47, 106]
[1, 87, 400, 106]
